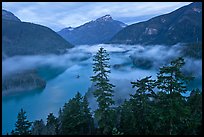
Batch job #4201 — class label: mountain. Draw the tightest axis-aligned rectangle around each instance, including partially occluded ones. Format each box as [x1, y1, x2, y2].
[2, 20, 74, 57]
[58, 15, 127, 45]
[2, 10, 74, 95]
[2, 9, 21, 22]
[109, 2, 202, 45]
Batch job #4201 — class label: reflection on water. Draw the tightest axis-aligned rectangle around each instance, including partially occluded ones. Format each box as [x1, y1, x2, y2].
[2, 44, 202, 135]
[2, 89, 44, 103]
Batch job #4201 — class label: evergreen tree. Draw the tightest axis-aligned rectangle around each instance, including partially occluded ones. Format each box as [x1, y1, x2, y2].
[12, 108, 32, 135]
[155, 57, 193, 135]
[118, 100, 135, 134]
[56, 108, 63, 135]
[156, 57, 192, 94]
[31, 119, 46, 135]
[91, 47, 115, 134]
[45, 113, 57, 135]
[129, 76, 156, 134]
[61, 92, 85, 135]
[81, 94, 95, 134]
[185, 88, 202, 135]
[119, 76, 156, 135]
[112, 127, 124, 135]
[9, 55, 202, 135]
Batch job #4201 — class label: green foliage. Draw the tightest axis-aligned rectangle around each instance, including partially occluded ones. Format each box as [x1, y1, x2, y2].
[91, 47, 115, 110]
[31, 119, 45, 135]
[45, 113, 58, 135]
[156, 57, 193, 94]
[119, 76, 156, 135]
[112, 127, 124, 135]
[61, 92, 94, 135]
[118, 57, 201, 135]
[61, 92, 84, 135]
[81, 94, 95, 134]
[155, 57, 193, 135]
[185, 88, 202, 135]
[12, 109, 32, 135]
[11, 54, 202, 135]
[91, 47, 115, 134]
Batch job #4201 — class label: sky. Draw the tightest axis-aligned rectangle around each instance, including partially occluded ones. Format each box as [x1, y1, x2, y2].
[2, 2, 192, 32]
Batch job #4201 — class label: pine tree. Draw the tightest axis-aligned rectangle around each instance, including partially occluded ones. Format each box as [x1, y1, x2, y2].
[56, 108, 63, 135]
[61, 92, 85, 135]
[118, 76, 156, 135]
[112, 127, 124, 135]
[91, 47, 115, 134]
[45, 113, 57, 135]
[185, 88, 202, 135]
[129, 76, 156, 134]
[81, 94, 94, 134]
[155, 57, 193, 135]
[119, 100, 135, 134]
[12, 108, 32, 135]
[31, 119, 46, 135]
[156, 57, 192, 94]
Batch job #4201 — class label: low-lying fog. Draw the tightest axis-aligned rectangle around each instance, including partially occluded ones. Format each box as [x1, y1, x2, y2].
[3, 43, 202, 79]
[2, 44, 202, 135]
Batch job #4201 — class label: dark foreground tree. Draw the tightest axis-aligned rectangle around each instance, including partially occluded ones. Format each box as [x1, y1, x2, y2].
[61, 92, 94, 135]
[10, 56, 202, 135]
[119, 76, 156, 135]
[91, 47, 115, 134]
[155, 57, 193, 135]
[45, 113, 58, 135]
[31, 119, 46, 135]
[61, 92, 83, 135]
[130, 76, 156, 134]
[185, 88, 202, 135]
[11, 108, 32, 135]
[81, 93, 95, 134]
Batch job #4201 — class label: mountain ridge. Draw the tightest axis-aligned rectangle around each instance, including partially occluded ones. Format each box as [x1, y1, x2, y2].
[2, 9, 21, 22]
[108, 2, 202, 45]
[2, 13, 74, 57]
[58, 15, 127, 45]
[2, 10, 74, 94]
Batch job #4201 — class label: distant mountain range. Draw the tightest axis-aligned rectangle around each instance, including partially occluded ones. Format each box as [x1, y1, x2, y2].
[58, 15, 127, 45]
[2, 9, 74, 58]
[109, 2, 202, 45]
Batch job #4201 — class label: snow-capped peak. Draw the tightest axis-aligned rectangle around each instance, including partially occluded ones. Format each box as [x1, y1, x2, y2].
[66, 26, 74, 31]
[96, 14, 113, 22]
[102, 14, 112, 20]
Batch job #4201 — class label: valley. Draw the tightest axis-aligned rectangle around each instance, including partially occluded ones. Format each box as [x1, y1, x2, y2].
[2, 2, 202, 135]
[2, 44, 202, 134]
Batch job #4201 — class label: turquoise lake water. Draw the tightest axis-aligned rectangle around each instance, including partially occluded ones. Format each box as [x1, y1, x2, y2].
[2, 44, 202, 134]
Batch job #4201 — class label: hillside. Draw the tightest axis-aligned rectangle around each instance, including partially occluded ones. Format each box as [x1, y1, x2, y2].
[2, 20, 74, 57]
[109, 2, 202, 45]
[2, 10, 74, 94]
[2, 9, 21, 22]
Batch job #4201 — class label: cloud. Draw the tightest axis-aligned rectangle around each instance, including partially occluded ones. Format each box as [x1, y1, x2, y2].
[2, 51, 92, 77]
[2, 2, 191, 31]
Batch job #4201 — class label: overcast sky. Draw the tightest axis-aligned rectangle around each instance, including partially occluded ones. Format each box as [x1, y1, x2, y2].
[2, 2, 191, 31]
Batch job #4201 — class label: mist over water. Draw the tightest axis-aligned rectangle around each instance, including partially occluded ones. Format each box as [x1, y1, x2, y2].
[2, 44, 202, 134]
[2, 51, 91, 77]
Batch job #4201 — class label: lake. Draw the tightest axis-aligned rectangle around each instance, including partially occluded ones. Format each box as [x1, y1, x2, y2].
[2, 44, 202, 135]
